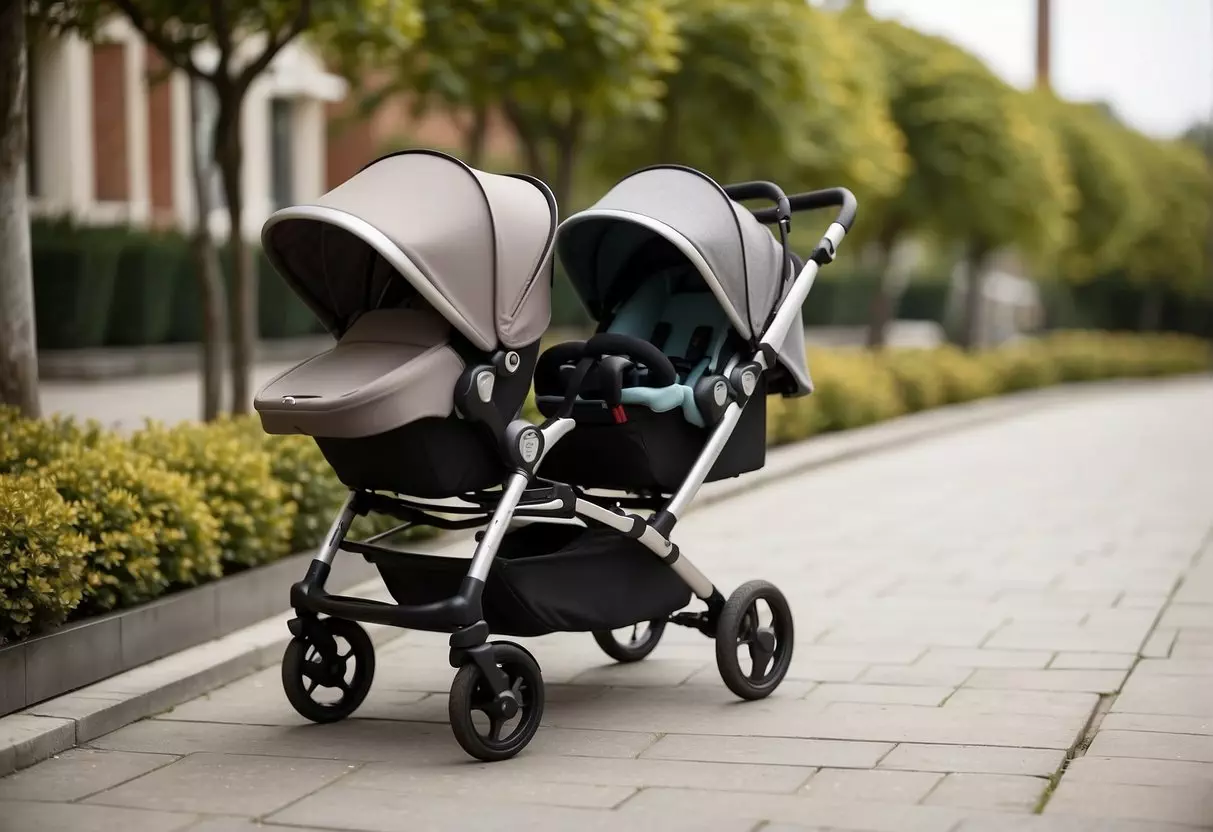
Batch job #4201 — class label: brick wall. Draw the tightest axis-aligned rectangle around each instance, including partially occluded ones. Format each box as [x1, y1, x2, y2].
[91, 42, 128, 202]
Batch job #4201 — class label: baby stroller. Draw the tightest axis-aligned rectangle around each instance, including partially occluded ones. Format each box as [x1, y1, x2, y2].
[254, 149, 857, 762]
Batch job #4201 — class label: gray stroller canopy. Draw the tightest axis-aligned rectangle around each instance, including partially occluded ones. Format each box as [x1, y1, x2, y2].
[556, 166, 811, 396]
[262, 150, 558, 352]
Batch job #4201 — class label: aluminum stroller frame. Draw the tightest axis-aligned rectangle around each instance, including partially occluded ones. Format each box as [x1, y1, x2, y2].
[277, 177, 857, 762]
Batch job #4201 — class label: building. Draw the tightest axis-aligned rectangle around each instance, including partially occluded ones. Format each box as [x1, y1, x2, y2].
[23, 18, 517, 240]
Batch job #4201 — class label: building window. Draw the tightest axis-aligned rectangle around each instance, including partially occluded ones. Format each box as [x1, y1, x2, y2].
[269, 98, 295, 210]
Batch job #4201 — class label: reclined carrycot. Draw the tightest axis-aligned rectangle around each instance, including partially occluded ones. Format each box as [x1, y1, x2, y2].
[533, 165, 814, 493]
[255, 150, 557, 498]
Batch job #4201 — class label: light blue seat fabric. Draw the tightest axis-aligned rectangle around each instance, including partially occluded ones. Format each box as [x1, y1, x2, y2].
[604, 268, 738, 427]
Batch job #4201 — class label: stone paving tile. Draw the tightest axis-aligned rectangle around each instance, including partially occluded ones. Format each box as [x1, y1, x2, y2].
[877, 744, 1066, 776]
[643, 734, 892, 768]
[857, 665, 974, 688]
[964, 668, 1129, 693]
[1142, 629, 1179, 658]
[985, 622, 1154, 654]
[941, 688, 1098, 719]
[1044, 780, 1213, 827]
[1159, 603, 1213, 629]
[83, 752, 356, 816]
[1135, 658, 1213, 676]
[0, 748, 178, 802]
[622, 787, 969, 832]
[1049, 652, 1137, 670]
[1087, 730, 1213, 763]
[953, 813, 1208, 831]
[916, 648, 1052, 669]
[797, 646, 926, 665]
[270, 787, 758, 832]
[1099, 713, 1213, 736]
[1112, 674, 1213, 717]
[1064, 755, 1213, 787]
[0, 800, 197, 832]
[799, 768, 941, 804]
[343, 755, 814, 794]
[802, 683, 952, 707]
[185, 820, 347, 832]
[921, 773, 1047, 813]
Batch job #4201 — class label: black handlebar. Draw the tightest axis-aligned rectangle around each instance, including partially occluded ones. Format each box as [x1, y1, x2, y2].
[752, 187, 858, 233]
[723, 181, 791, 225]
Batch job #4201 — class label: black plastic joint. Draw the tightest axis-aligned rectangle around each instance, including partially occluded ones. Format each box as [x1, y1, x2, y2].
[650, 510, 676, 538]
[625, 514, 645, 538]
[664, 543, 680, 564]
[811, 236, 837, 265]
[730, 362, 763, 404]
[503, 420, 544, 474]
[449, 621, 490, 651]
[289, 560, 331, 608]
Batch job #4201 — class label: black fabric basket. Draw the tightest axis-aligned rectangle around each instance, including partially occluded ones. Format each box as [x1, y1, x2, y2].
[365, 522, 692, 637]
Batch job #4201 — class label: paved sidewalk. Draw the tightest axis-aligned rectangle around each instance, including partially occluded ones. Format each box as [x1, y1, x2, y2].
[2, 379, 1211, 831]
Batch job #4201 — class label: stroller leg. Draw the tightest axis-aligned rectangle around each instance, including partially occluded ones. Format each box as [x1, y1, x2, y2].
[465, 471, 530, 583]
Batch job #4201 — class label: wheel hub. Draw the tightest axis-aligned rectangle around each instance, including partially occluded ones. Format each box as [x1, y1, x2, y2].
[489, 689, 520, 720]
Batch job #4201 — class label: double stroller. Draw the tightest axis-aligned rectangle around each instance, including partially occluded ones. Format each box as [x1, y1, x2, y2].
[255, 149, 857, 761]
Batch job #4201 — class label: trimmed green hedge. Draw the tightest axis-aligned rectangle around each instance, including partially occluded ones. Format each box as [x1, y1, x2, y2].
[0, 411, 434, 644]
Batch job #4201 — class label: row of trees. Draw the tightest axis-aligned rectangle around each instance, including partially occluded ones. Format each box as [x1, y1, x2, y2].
[1, 0, 1210, 420]
[341, 0, 1210, 349]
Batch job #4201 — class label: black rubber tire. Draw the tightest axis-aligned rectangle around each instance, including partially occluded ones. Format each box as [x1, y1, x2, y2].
[715, 580, 794, 701]
[592, 619, 666, 663]
[281, 618, 375, 723]
[449, 642, 545, 762]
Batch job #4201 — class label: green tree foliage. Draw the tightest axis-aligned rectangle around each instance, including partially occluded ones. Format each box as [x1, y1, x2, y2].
[1032, 95, 1149, 282]
[360, 0, 679, 206]
[590, 1, 906, 211]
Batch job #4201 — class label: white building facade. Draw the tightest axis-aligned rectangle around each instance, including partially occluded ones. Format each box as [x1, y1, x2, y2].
[25, 18, 346, 240]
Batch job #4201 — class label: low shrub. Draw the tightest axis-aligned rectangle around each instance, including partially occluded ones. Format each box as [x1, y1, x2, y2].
[129, 421, 295, 571]
[0, 473, 92, 643]
[41, 437, 223, 614]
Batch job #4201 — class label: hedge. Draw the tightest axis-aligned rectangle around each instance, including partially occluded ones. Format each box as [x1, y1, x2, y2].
[2, 331, 1209, 644]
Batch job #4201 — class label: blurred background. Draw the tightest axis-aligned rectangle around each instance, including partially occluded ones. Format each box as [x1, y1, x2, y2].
[3, 0, 1211, 426]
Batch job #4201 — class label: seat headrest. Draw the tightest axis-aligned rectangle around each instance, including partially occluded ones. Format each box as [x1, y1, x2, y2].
[340, 307, 450, 347]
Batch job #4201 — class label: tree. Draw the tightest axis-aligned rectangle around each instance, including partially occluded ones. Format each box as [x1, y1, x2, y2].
[589, 0, 906, 212]
[359, 0, 678, 208]
[1032, 95, 1148, 283]
[856, 15, 1075, 348]
[1120, 133, 1212, 329]
[0, 1, 39, 417]
[100, 0, 420, 413]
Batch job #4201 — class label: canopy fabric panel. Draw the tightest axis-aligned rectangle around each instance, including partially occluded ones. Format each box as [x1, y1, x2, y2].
[262, 150, 557, 351]
[556, 165, 811, 397]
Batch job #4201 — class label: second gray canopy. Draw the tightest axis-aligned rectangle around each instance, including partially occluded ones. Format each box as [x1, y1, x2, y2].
[262, 150, 558, 352]
[556, 166, 811, 396]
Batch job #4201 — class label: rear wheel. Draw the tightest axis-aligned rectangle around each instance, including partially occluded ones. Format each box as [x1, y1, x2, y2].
[592, 619, 666, 663]
[714, 581, 794, 700]
[449, 642, 545, 762]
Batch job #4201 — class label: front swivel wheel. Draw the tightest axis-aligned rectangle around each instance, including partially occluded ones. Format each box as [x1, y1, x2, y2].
[449, 642, 545, 762]
[715, 580, 794, 700]
[282, 617, 375, 723]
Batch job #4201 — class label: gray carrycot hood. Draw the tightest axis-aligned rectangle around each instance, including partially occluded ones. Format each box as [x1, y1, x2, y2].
[262, 150, 558, 352]
[556, 166, 811, 396]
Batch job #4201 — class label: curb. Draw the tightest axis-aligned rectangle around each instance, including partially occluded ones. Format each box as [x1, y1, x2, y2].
[0, 375, 1202, 777]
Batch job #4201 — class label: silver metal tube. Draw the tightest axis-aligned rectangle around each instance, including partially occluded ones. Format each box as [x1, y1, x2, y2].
[315, 493, 357, 566]
[662, 402, 744, 519]
[466, 472, 530, 583]
[669, 555, 715, 599]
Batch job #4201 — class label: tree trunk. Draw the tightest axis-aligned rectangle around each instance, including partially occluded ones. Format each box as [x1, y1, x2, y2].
[1138, 282, 1164, 332]
[959, 244, 990, 350]
[188, 78, 228, 421]
[864, 238, 895, 349]
[215, 92, 255, 414]
[464, 104, 488, 169]
[551, 111, 583, 211]
[0, 4, 39, 417]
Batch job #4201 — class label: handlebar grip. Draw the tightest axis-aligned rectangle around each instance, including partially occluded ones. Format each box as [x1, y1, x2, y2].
[724, 181, 791, 224]
[752, 187, 858, 232]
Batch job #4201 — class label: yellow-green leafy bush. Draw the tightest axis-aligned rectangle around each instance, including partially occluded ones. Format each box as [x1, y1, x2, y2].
[129, 421, 294, 570]
[42, 437, 222, 613]
[0, 473, 92, 643]
[0, 406, 104, 472]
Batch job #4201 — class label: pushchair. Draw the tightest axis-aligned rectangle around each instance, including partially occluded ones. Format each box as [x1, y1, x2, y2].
[254, 149, 857, 762]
